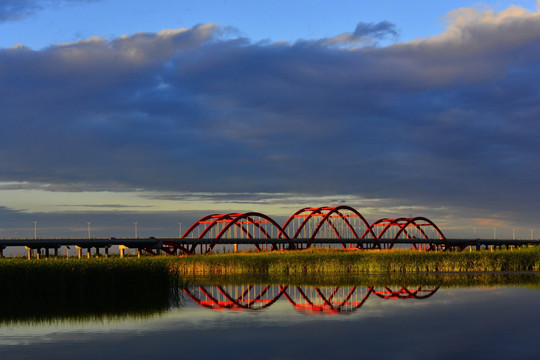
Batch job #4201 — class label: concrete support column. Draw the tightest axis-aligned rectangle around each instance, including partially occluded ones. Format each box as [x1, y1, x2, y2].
[104, 246, 109, 258]
[119, 245, 128, 258]
[76, 246, 83, 259]
[25, 246, 32, 259]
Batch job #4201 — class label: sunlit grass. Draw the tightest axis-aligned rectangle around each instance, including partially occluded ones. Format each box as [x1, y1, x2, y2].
[167, 246, 540, 275]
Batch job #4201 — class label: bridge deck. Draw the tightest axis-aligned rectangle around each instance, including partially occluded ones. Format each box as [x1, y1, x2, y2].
[1, 237, 539, 250]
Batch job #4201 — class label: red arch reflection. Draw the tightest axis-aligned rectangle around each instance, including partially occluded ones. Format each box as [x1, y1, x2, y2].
[183, 284, 439, 315]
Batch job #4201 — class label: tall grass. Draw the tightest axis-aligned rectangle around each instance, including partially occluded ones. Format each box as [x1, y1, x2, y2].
[2, 249, 540, 324]
[0, 257, 180, 324]
[180, 272, 540, 289]
[167, 246, 540, 275]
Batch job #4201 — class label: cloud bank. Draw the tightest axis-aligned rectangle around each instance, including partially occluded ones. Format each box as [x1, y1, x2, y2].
[0, 0, 98, 23]
[1, 4, 540, 231]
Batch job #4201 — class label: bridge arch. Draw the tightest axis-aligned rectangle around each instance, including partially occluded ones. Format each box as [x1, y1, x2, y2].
[282, 206, 379, 249]
[179, 212, 293, 254]
[208, 212, 294, 252]
[369, 217, 447, 250]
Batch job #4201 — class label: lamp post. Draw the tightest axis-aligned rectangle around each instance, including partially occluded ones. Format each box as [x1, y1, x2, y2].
[531, 229, 534, 241]
[134, 222, 138, 239]
[33, 220, 38, 239]
[87, 221, 91, 239]
[513, 228, 516, 241]
[177, 222, 182, 238]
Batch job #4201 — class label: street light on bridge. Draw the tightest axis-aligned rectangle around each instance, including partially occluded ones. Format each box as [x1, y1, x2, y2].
[87, 221, 91, 239]
[134, 222, 138, 239]
[178, 222, 182, 238]
[33, 220, 38, 239]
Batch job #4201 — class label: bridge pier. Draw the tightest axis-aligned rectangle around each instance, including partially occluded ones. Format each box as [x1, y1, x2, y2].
[76, 246, 83, 259]
[119, 245, 128, 258]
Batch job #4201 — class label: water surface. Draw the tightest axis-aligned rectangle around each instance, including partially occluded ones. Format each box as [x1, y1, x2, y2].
[1, 277, 539, 359]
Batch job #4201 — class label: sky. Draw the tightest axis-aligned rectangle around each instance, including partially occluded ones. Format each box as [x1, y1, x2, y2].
[1, 0, 540, 239]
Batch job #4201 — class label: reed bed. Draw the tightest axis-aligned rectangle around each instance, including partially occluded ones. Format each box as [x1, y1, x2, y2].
[182, 272, 540, 289]
[0, 257, 180, 324]
[168, 246, 540, 275]
[2, 249, 540, 323]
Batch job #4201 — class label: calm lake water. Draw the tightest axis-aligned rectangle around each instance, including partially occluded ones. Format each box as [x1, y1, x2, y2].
[1, 278, 540, 359]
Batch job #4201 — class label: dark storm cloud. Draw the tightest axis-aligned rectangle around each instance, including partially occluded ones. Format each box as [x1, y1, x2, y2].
[327, 20, 399, 45]
[1, 5, 540, 226]
[0, 0, 98, 23]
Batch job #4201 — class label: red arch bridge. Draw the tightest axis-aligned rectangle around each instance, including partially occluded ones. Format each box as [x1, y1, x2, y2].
[166, 206, 447, 254]
[2, 205, 538, 258]
[183, 284, 439, 315]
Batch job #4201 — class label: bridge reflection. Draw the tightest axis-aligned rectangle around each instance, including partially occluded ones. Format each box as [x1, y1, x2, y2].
[183, 284, 439, 315]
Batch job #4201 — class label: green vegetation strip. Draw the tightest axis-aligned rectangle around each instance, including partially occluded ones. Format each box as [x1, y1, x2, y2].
[0, 257, 179, 323]
[182, 272, 540, 289]
[168, 246, 540, 275]
[2, 250, 540, 323]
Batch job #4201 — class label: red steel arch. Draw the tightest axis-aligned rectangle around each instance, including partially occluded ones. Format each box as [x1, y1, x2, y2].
[281, 206, 379, 249]
[166, 205, 447, 254]
[181, 212, 294, 254]
[208, 212, 294, 252]
[369, 217, 447, 250]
